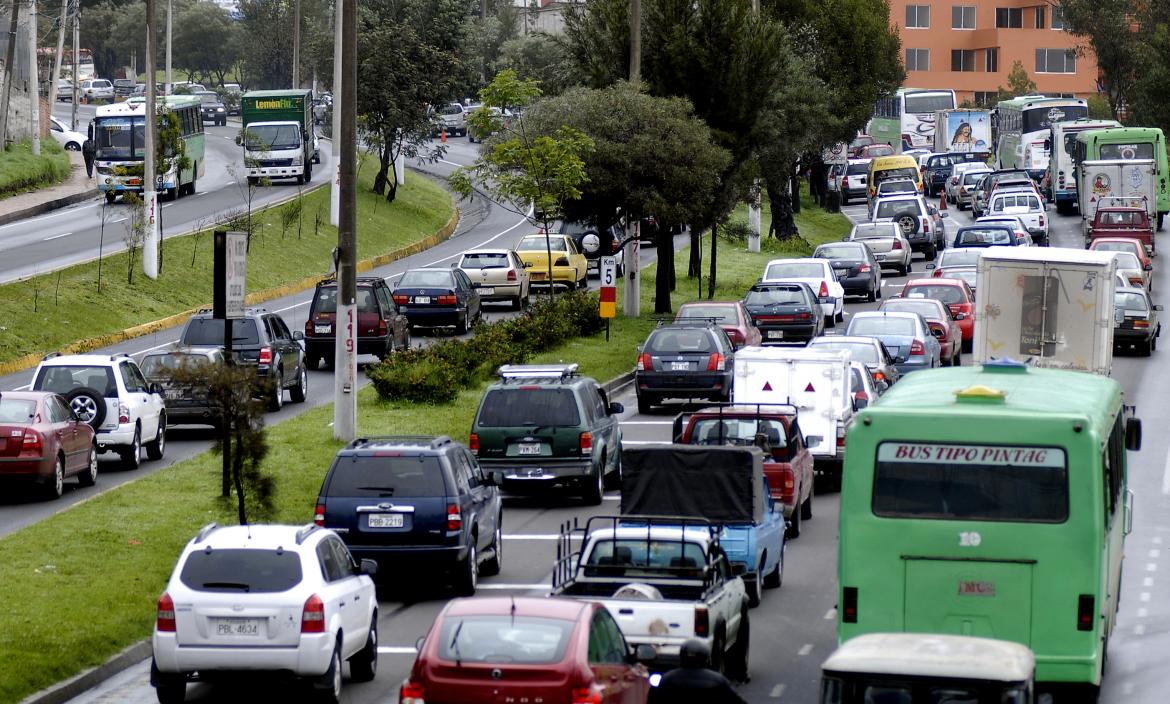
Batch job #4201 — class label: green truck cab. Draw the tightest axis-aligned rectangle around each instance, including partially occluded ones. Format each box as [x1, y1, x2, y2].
[469, 364, 624, 504]
[239, 89, 317, 185]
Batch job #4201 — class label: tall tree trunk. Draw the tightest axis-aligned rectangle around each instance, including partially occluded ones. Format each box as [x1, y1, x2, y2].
[790, 166, 801, 214]
[654, 225, 674, 314]
[688, 230, 701, 277]
[372, 142, 392, 196]
[766, 177, 800, 241]
[707, 222, 717, 299]
[385, 155, 399, 204]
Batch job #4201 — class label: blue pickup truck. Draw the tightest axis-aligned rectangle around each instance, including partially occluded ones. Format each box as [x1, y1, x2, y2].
[620, 445, 786, 607]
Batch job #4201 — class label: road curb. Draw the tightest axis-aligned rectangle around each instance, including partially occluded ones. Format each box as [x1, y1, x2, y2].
[0, 204, 460, 378]
[0, 189, 96, 228]
[19, 640, 152, 704]
[601, 370, 635, 396]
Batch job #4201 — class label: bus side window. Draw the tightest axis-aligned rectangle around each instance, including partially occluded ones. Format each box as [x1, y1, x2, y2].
[1102, 414, 1125, 520]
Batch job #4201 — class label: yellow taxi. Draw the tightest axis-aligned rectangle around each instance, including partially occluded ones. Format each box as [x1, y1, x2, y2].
[867, 155, 924, 201]
[514, 232, 588, 290]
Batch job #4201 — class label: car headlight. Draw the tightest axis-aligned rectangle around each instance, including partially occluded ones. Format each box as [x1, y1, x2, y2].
[292, 156, 303, 166]
[217, 107, 224, 112]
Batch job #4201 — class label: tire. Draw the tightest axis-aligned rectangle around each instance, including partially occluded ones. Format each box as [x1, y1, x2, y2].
[925, 245, 937, 262]
[44, 456, 65, 500]
[745, 574, 762, 608]
[77, 443, 98, 487]
[401, 327, 412, 351]
[314, 642, 343, 704]
[145, 419, 166, 461]
[247, 176, 259, 186]
[481, 522, 503, 576]
[304, 162, 313, 183]
[763, 550, 783, 589]
[152, 660, 186, 704]
[105, 192, 117, 204]
[710, 631, 726, 675]
[121, 427, 141, 469]
[840, 194, 849, 206]
[637, 395, 654, 415]
[512, 295, 523, 310]
[1141, 339, 1153, 357]
[725, 611, 750, 683]
[296, 174, 304, 185]
[800, 485, 813, 521]
[786, 501, 802, 539]
[348, 621, 378, 683]
[876, 282, 882, 299]
[583, 465, 605, 505]
[825, 314, 835, 329]
[455, 541, 478, 596]
[953, 348, 962, 367]
[66, 388, 107, 429]
[836, 309, 845, 323]
[290, 365, 308, 403]
[456, 312, 469, 335]
[268, 375, 284, 412]
[897, 214, 919, 236]
[866, 284, 877, 302]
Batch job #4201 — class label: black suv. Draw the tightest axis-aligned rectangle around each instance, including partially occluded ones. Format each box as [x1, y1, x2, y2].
[314, 435, 503, 595]
[470, 364, 624, 505]
[304, 276, 410, 370]
[635, 321, 736, 414]
[195, 91, 227, 126]
[178, 308, 307, 411]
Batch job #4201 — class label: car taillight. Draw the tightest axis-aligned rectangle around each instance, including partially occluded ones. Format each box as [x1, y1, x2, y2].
[694, 607, 709, 637]
[725, 328, 743, 344]
[314, 502, 325, 526]
[891, 239, 902, 250]
[922, 217, 929, 233]
[301, 594, 326, 633]
[858, 263, 871, 273]
[842, 176, 849, 187]
[1077, 594, 1095, 631]
[21, 430, 42, 454]
[393, 294, 409, 305]
[377, 319, 388, 335]
[118, 403, 130, 424]
[781, 467, 795, 494]
[579, 432, 593, 455]
[1133, 319, 1150, 328]
[446, 504, 462, 532]
[1039, 214, 1045, 227]
[798, 311, 812, 321]
[837, 425, 846, 448]
[507, 269, 517, 281]
[468, 433, 479, 454]
[305, 320, 314, 335]
[400, 681, 426, 704]
[842, 587, 858, 623]
[854, 390, 869, 403]
[707, 353, 726, 371]
[637, 353, 653, 371]
[910, 339, 925, 355]
[156, 592, 176, 632]
[818, 281, 829, 299]
[951, 176, 958, 184]
[438, 294, 458, 305]
[258, 347, 272, 365]
[571, 688, 604, 704]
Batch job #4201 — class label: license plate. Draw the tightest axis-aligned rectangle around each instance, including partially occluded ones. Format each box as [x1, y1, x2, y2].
[367, 513, 404, 529]
[874, 253, 885, 260]
[478, 287, 494, 295]
[314, 325, 331, 334]
[214, 618, 261, 637]
[518, 443, 542, 455]
[414, 296, 431, 304]
[768, 330, 784, 339]
[670, 362, 690, 371]
[165, 389, 183, 400]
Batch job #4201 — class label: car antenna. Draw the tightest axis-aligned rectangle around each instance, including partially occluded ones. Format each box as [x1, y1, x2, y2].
[510, 595, 516, 627]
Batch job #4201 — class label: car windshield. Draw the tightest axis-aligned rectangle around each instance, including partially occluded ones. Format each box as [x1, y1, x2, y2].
[439, 103, 463, 116]
[0, 398, 36, 423]
[140, 353, 214, 378]
[1098, 211, 1143, 226]
[905, 284, 966, 304]
[852, 223, 898, 240]
[1115, 292, 1148, 313]
[646, 329, 717, 354]
[815, 245, 864, 260]
[849, 316, 917, 337]
[1094, 242, 1138, 255]
[846, 162, 869, 175]
[325, 455, 447, 497]
[197, 93, 219, 104]
[956, 228, 1011, 246]
[872, 167, 918, 185]
[399, 270, 454, 288]
[181, 318, 261, 346]
[437, 615, 574, 665]
[883, 300, 943, 321]
[244, 124, 301, 151]
[745, 287, 807, 306]
[179, 549, 303, 593]
[461, 252, 510, 269]
[477, 388, 581, 427]
[875, 200, 921, 220]
[808, 340, 880, 363]
[765, 262, 824, 279]
[312, 287, 380, 314]
[585, 539, 709, 575]
[677, 305, 737, 324]
[94, 115, 146, 160]
[34, 366, 117, 397]
[690, 418, 788, 448]
[937, 249, 981, 267]
[518, 235, 568, 252]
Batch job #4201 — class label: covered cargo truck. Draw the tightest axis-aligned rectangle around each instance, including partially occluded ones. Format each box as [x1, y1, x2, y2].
[933, 109, 992, 154]
[240, 89, 315, 185]
[974, 248, 1117, 375]
[1077, 159, 1157, 237]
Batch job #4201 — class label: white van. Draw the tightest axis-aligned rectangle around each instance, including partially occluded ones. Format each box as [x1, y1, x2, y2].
[988, 189, 1048, 245]
[732, 347, 853, 487]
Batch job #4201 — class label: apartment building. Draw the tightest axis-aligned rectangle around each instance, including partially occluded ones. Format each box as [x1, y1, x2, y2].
[888, 1, 1098, 104]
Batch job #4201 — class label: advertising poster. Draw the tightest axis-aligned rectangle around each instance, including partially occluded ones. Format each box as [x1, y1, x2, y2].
[945, 111, 991, 153]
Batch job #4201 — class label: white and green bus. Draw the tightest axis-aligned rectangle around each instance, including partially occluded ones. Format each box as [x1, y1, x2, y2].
[93, 95, 205, 203]
[868, 88, 956, 153]
[994, 96, 1087, 179]
[838, 361, 1141, 697]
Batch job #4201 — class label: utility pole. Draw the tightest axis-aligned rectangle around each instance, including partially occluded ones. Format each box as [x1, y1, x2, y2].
[291, 0, 300, 88]
[329, 0, 341, 226]
[623, 0, 641, 317]
[332, 0, 356, 441]
[164, 0, 172, 95]
[747, 0, 761, 252]
[49, 0, 67, 137]
[28, 0, 40, 155]
[70, 0, 78, 130]
[143, 0, 159, 279]
[0, 0, 20, 146]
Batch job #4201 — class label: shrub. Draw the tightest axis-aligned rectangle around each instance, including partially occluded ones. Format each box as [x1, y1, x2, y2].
[367, 351, 462, 404]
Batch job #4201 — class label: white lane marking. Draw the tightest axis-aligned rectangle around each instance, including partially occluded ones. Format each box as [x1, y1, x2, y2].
[621, 440, 670, 446]
[1154, 536, 1164, 545]
[1140, 592, 1151, 602]
[797, 644, 813, 656]
[1162, 445, 1170, 495]
[824, 608, 836, 620]
[1143, 577, 1154, 587]
[416, 212, 532, 270]
[1135, 624, 1146, 635]
[603, 495, 619, 501]
[476, 583, 550, 590]
[42, 232, 73, 241]
[1151, 549, 1161, 558]
[770, 684, 786, 698]
[0, 202, 96, 231]
[619, 421, 675, 426]
[502, 534, 564, 540]
[1138, 608, 1148, 618]
[1148, 563, 1158, 572]
[377, 646, 418, 655]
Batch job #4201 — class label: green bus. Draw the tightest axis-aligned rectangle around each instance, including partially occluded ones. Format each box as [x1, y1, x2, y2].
[837, 361, 1141, 695]
[1073, 126, 1168, 230]
[93, 95, 206, 203]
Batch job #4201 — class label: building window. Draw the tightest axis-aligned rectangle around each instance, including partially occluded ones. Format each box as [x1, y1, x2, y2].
[974, 91, 997, 107]
[1051, 6, 1066, 30]
[906, 48, 930, 71]
[906, 5, 930, 29]
[952, 5, 976, 30]
[1036, 48, 1077, 73]
[952, 49, 977, 72]
[1035, 6, 1046, 29]
[996, 7, 1023, 28]
[986, 48, 999, 73]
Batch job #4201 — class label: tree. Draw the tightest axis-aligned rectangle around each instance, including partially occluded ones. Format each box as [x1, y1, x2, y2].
[1004, 60, 1038, 96]
[562, 0, 629, 89]
[461, 0, 522, 91]
[449, 70, 595, 296]
[1057, 0, 1139, 121]
[236, 0, 334, 88]
[496, 34, 574, 97]
[1129, 4, 1170, 135]
[524, 83, 731, 313]
[173, 3, 240, 85]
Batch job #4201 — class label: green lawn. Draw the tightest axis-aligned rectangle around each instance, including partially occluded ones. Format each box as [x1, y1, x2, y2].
[0, 139, 71, 200]
[0, 190, 850, 703]
[0, 161, 453, 368]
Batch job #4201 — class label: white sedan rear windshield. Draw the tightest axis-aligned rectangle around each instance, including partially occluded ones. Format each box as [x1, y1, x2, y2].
[766, 262, 824, 279]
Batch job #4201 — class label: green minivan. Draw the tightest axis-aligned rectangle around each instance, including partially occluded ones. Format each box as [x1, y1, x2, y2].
[469, 364, 624, 504]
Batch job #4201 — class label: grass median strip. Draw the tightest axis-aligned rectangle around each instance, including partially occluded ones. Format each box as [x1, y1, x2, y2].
[0, 140, 72, 200]
[0, 160, 453, 369]
[0, 191, 848, 703]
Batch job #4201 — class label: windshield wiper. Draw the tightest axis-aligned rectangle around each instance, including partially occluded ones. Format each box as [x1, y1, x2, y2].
[202, 581, 251, 591]
[449, 619, 465, 667]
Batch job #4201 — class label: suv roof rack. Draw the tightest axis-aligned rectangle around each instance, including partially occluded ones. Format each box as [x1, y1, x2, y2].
[42, 352, 62, 361]
[194, 522, 220, 544]
[346, 435, 454, 450]
[295, 524, 320, 545]
[497, 364, 579, 380]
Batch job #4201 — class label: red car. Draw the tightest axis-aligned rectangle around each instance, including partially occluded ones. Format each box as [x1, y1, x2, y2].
[401, 597, 654, 704]
[0, 391, 97, 499]
[899, 278, 975, 351]
[674, 301, 762, 349]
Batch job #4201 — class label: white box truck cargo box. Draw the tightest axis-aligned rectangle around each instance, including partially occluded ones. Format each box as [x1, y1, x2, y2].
[1077, 159, 1157, 234]
[732, 347, 853, 467]
[974, 248, 1117, 375]
[934, 109, 992, 154]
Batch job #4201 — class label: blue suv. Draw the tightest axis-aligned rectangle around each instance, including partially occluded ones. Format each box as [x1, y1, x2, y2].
[314, 436, 503, 595]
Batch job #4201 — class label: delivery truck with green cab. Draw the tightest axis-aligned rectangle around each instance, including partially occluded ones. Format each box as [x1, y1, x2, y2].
[239, 89, 319, 185]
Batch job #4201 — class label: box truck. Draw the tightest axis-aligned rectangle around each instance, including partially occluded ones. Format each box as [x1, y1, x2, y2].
[974, 248, 1118, 375]
[1077, 159, 1157, 237]
[239, 89, 316, 185]
[933, 109, 992, 154]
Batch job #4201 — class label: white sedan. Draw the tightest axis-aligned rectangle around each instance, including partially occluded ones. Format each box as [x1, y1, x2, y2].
[761, 257, 846, 327]
[49, 116, 85, 151]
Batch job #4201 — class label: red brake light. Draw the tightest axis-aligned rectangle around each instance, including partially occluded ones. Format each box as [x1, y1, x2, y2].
[873, 371, 886, 382]
[468, 433, 479, 454]
[910, 339, 926, 355]
[707, 353, 726, 371]
[301, 594, 326, 633]
[842, 587, 858, 623]
[571, 688, 604, 704]
[1078, 594, 1095, 631]
[858, 263, 871, 273]
[507, 269, 517, 281]
[1133, 319, 1150, 328]
[854, 391, 869, 403]
[922, 218, 930, 233]
[637, 353, 653, 371]
[156, 592, 176, 632]
[891, 239, 902, 250]
[725, 328, 743, 344]
[118, 403, 130, 425]
[21, 429, 42, 454]
[258, 347, 273, 365]
[305, 320, 313, 335]
[377, 319, 388, 335]
[400, 681, 426, 704]
[1039, 214, 1045, 227]
[393, 294, 409, 305]
[694, 607, 709, 637]
[579, 432, 593, 455]
[842, 176, 849, 187]
[437, 294, 458, 305]
[314, 503, 325, 527]
[818, 281, 829, 298]
[446, 504, 462, 532]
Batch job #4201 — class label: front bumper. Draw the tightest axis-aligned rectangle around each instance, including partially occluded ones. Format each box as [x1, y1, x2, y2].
[247, 165, 305, 179]
[151, 631, 334, 678]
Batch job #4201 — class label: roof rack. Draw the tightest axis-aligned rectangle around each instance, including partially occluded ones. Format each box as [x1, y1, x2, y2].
[295, 524, 320, 545]
[194, 522, 220, 544]
[347, 435, 454, 450]
[42, 352, 62, 361]
[110, 353, 131, 361]
[497, 364, 579, 380]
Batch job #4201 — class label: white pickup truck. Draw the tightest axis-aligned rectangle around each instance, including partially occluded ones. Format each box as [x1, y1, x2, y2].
[550, 516, 751, 680]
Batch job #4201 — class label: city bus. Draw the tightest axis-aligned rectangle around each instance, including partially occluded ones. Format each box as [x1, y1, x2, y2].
[868, 88, 957, 153]
[838, 361, 1140, 695]
[1044, 119, 1121, 214]
[1072, 127, 1169, 230]
[36, 47, 95, 83]
[994, 96, 1087, 179]
[93, 96, 205, 203]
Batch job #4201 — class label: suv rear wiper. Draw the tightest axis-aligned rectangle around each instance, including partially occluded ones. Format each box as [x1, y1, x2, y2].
[202, 581, 251, 591]
[449, 619, 465, 667]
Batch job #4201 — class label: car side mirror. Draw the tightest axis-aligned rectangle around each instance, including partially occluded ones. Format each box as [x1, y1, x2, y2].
[954, 312, 967, 320]
[234, 134, 242, 146]
[1125, 417, 1142, 451]
[608, 402, 624, 415]
[488, 471, 505, 486]
[940, 211, 949, 218]
[631, 644, 658, 664]
[148, 382, 164, 395]
[415, 636, 426, 652]
[805, 435, 823, 449]
[1155, 305, 1164, 311]
[359, 559, 378, 576]
[931, 329, 944, 338]
[292, 331, 305, 341]
[925, 263, 935, 269]
[1144, 263, 1153, 271]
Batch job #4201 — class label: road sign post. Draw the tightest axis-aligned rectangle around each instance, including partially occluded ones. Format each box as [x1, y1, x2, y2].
[213, 230, 246, 498]
[600, 256, 617, 341]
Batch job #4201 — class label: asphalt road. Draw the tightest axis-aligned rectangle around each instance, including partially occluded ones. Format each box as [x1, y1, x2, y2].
[17, 186, 1170, 704]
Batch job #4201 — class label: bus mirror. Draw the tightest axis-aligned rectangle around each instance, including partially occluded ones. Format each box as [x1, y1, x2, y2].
[805, 435, 823, 449]
[87, 123, 93, 140]
[234, 134, 242, 146]
[1125, 418, 1142, 451]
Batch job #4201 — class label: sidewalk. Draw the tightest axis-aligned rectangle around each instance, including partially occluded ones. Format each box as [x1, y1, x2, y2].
[0, 150, 96, 226]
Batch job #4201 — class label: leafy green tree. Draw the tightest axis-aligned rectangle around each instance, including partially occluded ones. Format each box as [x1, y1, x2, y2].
[562, 0, 630, 89]
[461, 0, 521, 92]
[1004, 60, 1038, 96]
[1129, 4, 1170, 135]
[496, 34, 574, 97]
[1057, 0, 1139, 121]
[173, 3, 240, 85]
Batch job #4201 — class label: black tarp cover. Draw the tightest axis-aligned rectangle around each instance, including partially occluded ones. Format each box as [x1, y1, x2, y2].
[621, 445, 765, 524]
